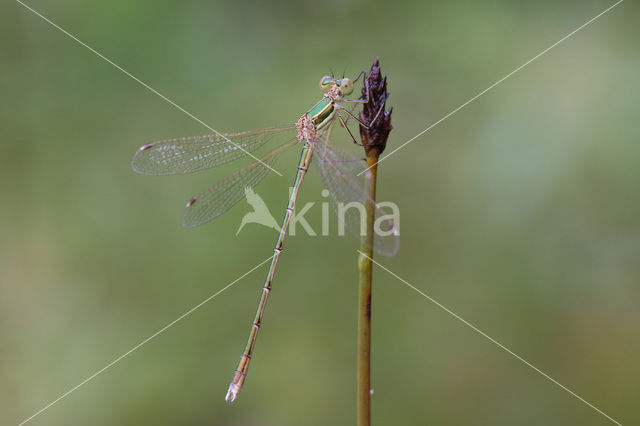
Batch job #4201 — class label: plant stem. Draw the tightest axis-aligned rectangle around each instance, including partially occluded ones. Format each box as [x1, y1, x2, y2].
[357, 156, 378, 426]
[356, 57, 392, 426]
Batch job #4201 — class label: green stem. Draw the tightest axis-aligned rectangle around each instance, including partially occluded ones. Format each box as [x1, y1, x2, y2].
[357, 155, 378, 426]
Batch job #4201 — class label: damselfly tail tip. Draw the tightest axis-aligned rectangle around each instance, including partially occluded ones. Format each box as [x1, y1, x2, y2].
[225, 383, 240, 404]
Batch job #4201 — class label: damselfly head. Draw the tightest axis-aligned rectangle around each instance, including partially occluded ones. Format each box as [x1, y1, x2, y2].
[320, 75, 354, 96]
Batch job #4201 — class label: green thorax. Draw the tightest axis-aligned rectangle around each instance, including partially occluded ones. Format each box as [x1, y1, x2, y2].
[307, 97, 335, 130]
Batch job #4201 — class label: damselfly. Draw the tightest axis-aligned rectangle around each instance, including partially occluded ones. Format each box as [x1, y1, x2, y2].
[132, 73, 399, 403]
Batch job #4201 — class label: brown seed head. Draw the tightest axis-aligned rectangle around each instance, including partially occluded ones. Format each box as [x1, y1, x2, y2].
[359, 57, 392, 158]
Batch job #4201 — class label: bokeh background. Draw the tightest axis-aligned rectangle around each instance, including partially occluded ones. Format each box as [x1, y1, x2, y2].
[2, 0, 638, 425]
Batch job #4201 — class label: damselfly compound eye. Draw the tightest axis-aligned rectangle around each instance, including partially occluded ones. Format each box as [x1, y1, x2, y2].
[339, 78, 354, 95]
[320, 75, 334, 92]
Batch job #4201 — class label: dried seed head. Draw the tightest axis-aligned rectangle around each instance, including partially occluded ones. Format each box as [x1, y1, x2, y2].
[359, 57, 393, 158]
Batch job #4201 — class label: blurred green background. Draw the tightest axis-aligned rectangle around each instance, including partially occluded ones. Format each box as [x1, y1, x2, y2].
[2, 0, 638, 425]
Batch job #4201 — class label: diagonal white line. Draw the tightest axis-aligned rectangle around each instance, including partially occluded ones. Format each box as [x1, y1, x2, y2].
[357, 251, 623, 425]
[15, 0, 283, 177]
[16, 255, 274, 426]
[358, 0, 624, 176]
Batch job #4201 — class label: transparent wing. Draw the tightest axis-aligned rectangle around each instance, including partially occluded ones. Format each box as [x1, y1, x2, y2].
[132, 126, 296, 176]
[183, 139, 298, 228]
[312, 136, 400, 257]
